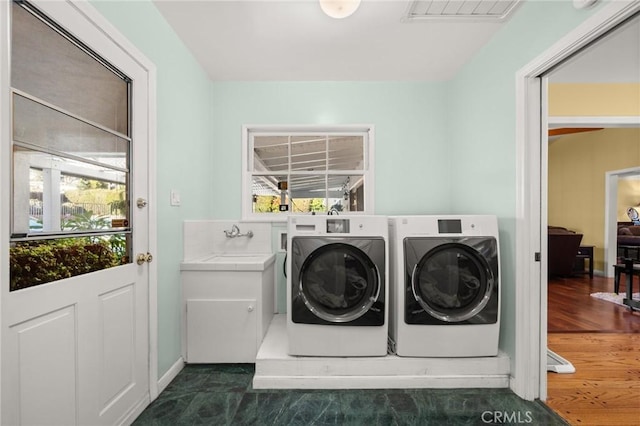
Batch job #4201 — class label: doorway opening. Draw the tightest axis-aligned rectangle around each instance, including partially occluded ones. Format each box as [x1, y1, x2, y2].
[515, 0, 640, 404]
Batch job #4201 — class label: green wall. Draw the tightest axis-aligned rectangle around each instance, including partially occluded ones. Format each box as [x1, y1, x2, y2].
[211, 81, 449, 312]
[211, 82, 450, 219]
[448, 0, 603, 371]
[90, 0, 605, 381]
[90, 0, 213, 377]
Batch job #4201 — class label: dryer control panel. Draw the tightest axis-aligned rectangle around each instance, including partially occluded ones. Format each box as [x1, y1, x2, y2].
[327, 219, 350, 233]
[391, 215, 498, 237]
[289, 215, 389, 237]
[437, 219, 462, 234]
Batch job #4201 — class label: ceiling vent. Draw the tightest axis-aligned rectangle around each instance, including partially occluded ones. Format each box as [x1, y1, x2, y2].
[405, 0, 522, 22]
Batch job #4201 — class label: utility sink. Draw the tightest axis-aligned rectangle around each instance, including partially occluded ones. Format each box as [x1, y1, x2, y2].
[180, 253, 276, 271]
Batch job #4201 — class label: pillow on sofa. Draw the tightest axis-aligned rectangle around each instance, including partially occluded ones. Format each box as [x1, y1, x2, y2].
[548, 226, 575, 234]
[619, 227, 633, 236]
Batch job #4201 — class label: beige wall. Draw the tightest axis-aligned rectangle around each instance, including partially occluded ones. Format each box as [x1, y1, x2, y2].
[549, 83, 640, 116]
[548, 128, 640, 271]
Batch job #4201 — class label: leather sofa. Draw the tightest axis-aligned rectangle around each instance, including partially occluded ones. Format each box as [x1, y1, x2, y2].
[617, 222, 640, 246]
[548, 226, 583, 277]
[617, 222, 640, 260]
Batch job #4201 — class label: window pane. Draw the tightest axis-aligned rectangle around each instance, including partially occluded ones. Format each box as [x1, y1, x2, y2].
[328, 136, 364, 170]
[328, 175, 365, 212]
[291, 175, 326, 213]
[10, 234, 130, 291]
[247, 128, 370, 217]
[13, 93, 129, 168]
[252, 175, 288, 213]
[9, 1, 133, 292]
[11, 2, 129, 135]
[253, 136, 288, 172]
[291, 135, 326, 171]
[13, 147, 128, 235]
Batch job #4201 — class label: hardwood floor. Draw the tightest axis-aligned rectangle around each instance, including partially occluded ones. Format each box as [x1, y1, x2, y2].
[546, 274, 640, 425]
[546, 333, 640, 425]
[548, 275, 640, 333]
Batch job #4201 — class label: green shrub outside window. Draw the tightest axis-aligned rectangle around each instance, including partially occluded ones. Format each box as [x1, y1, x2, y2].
[10, 236, 127, 291]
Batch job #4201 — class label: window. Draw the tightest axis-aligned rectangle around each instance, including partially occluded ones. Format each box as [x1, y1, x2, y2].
[243, 126, 374, 219]
[9, 1, 132, 290]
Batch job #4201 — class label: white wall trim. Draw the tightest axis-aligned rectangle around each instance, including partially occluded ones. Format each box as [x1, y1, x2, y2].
[548, 115, 640, 127]
[158, 357, 185, 395]
[513, 75, 543, 401]
[0, 1, 10, 421]
[118, 393, 151, 426]
[241, 124, 376, 221]
[605, 171, 620, 278]
[514, 0, 640, 401]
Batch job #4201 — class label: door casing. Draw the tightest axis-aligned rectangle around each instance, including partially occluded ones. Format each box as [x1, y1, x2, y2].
[514, 0, 640, 401]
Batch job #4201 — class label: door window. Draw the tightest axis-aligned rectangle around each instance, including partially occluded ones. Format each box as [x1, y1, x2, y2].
[298, 243, 380, 322]
[9, 1, 132, 291]
[411, 243, 494, 322]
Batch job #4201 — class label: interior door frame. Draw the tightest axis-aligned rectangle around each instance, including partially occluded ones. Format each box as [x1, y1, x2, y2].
[0, 0, 159, 420]
[513, 0, 640, 401]
[605, 166, 640, 277]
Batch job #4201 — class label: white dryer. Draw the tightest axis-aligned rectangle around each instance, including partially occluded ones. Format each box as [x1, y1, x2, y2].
[287, 215, 388, 357]
[389, 215, 500, 357]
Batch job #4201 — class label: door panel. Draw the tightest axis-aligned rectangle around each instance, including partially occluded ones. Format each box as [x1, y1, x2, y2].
[5, 263, 147, 425]
[99, 284, 135, 413]
[2, 1, 152, 425]
[12, 306, 77, 426]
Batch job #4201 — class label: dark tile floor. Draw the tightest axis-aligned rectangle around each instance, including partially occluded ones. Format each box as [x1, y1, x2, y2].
[133, 364, 567, 425]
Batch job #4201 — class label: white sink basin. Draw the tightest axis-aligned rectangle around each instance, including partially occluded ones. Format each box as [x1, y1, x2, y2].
[202, 253, 263, 260]
[181, 253, 276, 271]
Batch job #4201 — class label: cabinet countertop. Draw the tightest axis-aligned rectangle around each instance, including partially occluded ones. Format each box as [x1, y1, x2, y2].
[180, 253, 276, 272]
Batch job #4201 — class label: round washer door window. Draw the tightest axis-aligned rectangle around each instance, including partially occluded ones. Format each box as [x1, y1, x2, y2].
[411, 243, 494, 322]
[299, 243, 380, 323]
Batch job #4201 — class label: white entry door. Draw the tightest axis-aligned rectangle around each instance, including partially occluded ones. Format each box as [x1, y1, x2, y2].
[1, 1, 155, 424]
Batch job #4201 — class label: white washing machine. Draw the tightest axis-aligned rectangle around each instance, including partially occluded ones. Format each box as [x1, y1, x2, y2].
[287, 215, 388, 357]
[389, 215, 500, 357]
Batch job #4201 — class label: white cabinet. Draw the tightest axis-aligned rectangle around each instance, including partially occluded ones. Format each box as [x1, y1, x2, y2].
[181, 255, 275, 363]
[186, 299, 257, 363]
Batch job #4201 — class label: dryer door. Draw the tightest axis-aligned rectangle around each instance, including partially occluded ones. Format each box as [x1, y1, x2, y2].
[298, 243, 381, 323]
[411, 242, 495, 323]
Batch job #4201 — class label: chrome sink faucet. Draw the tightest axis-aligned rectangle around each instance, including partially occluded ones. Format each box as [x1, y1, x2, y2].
[224, 224, 253, 238]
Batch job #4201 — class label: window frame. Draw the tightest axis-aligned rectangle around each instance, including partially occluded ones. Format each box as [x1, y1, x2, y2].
[242, 125, 375, 221]
[9, 1, 132, 241]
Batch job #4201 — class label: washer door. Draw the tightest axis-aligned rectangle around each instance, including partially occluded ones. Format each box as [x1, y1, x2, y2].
[298, 243, 381, 323]
[411, 242, 494, 323]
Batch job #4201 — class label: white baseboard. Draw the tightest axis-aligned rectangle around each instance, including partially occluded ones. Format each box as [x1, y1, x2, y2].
[117, 358, 185, 425]
[253, 374, 509, 390]
[158, 357, 185, 395]
[118, 392, 150, 426]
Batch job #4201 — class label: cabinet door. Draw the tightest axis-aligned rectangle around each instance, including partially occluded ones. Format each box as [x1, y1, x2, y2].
[186, 299, 257, 363]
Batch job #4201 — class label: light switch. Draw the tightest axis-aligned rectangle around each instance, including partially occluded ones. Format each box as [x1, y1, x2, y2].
[170, 190, 181, 206]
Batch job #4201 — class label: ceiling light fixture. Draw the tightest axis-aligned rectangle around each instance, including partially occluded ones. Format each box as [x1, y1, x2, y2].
[319, 0, 361, 19]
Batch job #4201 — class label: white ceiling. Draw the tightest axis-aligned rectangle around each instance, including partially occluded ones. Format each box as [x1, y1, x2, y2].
[153, 0, 640, 82]
[152, 0, 512, 81]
